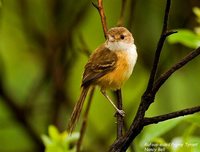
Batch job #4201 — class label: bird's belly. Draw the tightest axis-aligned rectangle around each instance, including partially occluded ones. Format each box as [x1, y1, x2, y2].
[97, 51, 134, 90]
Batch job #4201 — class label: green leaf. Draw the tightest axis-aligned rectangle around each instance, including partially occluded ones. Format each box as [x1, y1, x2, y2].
[171, 136, 200, 152]
[65, 132, 79, 144]
[171, 137, 192, 152]
[185, 115, 200, 127]
[193, 7, 200, 23]
[168, 29, 200, 48]
[45, 144, 64, 152]
[41, 135, 52, 146]
[140, 117, 183, 147]
[42, 125, 80, 152]
[188, 136, 200, 152]
[48, 125, 60, 142]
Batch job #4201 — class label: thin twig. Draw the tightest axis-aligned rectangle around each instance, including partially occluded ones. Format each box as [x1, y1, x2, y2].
[123, 120, 135, 152]
[115, 89, 124, 139]
[77, 87, 95, 152]
[117, 0, 127, 26]
[146, 0, 172, 92]
[152, 46, 200, 95]
[92, 0, 108, 38]
[144, 106, 200, 125]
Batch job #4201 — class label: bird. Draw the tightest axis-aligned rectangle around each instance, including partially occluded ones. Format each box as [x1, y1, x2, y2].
[67, 27, 137, 133]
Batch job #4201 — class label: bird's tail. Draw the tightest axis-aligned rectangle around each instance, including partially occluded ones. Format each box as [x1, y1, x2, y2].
[67, 86, 90, 134]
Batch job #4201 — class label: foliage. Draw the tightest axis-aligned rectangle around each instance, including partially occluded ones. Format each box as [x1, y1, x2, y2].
[168, 7, 200, 48]
[134, 116, 200, 152]
[42, 125, 79, 152]
[168, 29, 200, 48]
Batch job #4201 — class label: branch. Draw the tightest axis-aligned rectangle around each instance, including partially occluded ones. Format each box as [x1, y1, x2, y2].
[115, 89, 124, 139]
[144, 106, 200, 125]
[152, 46, 200, 94]
[146, 0, 172, 92]
[92, 0, 108, 38]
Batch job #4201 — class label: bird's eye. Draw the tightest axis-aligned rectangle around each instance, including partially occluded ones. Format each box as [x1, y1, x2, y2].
[120, 34, 125, 39]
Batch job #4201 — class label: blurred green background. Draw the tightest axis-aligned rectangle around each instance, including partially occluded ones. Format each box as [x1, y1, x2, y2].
[0, 0, 200, 152]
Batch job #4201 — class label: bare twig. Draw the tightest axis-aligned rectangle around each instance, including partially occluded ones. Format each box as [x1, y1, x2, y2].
[146, 0, 172, 92]
[152, 46, 200, 95]
[144, 106, 200, 125]
[115, 89, 124, 139]
[92, 0, 108, 38]
[77, 87, 95, 152]
[117, 0, 127, 26]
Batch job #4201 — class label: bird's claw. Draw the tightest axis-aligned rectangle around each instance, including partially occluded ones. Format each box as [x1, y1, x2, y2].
[117, 109, 125, 117]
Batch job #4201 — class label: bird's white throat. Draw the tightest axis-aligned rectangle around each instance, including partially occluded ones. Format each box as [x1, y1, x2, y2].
[105, 41, 136, 52]
[106, 41, 138, 79]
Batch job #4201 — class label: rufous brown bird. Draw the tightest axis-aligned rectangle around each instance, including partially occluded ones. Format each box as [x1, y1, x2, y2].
[67, 27, 138, 133]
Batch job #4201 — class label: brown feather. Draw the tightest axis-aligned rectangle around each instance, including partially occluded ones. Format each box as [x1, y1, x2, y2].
[82, 44, 117, 86]
[67, 86, 90, 134]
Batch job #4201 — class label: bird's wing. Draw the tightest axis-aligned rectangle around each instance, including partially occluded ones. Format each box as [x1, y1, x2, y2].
[81, 44, 118, 87]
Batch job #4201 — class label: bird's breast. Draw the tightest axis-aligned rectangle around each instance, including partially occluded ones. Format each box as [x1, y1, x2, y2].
[98, 45, 137, 90]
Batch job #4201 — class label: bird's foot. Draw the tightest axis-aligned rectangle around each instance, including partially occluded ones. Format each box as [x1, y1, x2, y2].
[117, 109, 125, 117]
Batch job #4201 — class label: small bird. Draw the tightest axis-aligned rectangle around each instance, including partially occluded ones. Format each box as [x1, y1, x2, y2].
[67, 27, 137, 133]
